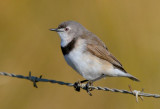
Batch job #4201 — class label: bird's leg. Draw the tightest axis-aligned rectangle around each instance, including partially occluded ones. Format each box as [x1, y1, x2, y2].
[74, 79, 88, 92]
[85, 80, 93, 96]
[85, 74, 105, 96]
[80, 79, 89, 83]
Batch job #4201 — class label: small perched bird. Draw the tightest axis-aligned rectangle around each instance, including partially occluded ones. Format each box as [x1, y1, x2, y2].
[50, 21, 139, 92]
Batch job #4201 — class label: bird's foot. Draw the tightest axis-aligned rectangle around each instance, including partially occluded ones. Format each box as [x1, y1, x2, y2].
[85, 81, 93, 96]
[73, 80, 81, 92]
[74, 80, 93, 96]
[74, 80, 88, 92]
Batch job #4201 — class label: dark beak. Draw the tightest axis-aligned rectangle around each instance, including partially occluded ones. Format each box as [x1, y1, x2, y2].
[50, 28, 57, 31]
[50, 28, 63, 32]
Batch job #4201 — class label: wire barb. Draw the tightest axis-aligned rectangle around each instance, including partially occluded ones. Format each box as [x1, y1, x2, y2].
[0, 71, 160, 102]
[28, 71, 39, 88]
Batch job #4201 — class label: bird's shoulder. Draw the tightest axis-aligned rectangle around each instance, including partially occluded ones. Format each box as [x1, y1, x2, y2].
[80, 31, 107, 48]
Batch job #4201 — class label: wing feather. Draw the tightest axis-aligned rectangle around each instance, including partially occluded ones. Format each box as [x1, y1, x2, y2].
[87, 44, 127, 73]
[81, 33, 127, 73]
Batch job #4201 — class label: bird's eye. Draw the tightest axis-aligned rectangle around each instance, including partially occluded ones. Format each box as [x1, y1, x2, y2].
[65, 27, 69, 31]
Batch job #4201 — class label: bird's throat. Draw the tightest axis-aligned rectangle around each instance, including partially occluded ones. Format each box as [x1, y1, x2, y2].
[61, 38, 77, 55]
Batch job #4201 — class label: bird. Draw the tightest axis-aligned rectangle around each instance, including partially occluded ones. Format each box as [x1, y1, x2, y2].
[50, 21, 139, 92]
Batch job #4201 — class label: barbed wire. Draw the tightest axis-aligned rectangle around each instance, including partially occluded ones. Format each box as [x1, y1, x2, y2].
[0, 71, 159, 102]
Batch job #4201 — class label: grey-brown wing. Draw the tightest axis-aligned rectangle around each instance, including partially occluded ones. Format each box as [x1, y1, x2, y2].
[80, 32, 127, 73]
[87, 44, 127, 73]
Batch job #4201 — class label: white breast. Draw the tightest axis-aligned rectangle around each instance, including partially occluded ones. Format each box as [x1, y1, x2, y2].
[64, 39, 105, 80]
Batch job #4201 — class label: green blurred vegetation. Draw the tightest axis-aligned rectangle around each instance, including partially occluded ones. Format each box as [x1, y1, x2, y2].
[0, 0, 160, 109]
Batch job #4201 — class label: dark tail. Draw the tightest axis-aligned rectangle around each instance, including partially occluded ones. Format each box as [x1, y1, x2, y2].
[128, 76, 140, 82]
[126, 73, 140, 82]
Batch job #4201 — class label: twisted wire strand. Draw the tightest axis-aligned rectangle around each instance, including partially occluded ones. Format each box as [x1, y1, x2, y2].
[0, 72, 160, 100]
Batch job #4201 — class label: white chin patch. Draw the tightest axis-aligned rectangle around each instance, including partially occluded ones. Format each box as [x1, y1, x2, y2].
[58, 32, 72, 47]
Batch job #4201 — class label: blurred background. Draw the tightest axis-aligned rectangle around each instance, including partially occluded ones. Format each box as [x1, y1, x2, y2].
[0, 0, 160, 109]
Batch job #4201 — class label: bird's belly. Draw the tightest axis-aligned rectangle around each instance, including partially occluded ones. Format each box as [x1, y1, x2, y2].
[64, 51, 108, 80]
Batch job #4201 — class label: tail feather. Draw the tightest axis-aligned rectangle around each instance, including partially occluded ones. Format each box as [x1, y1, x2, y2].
[128, 76, 140, 82]
[126, 73, 140, 82]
